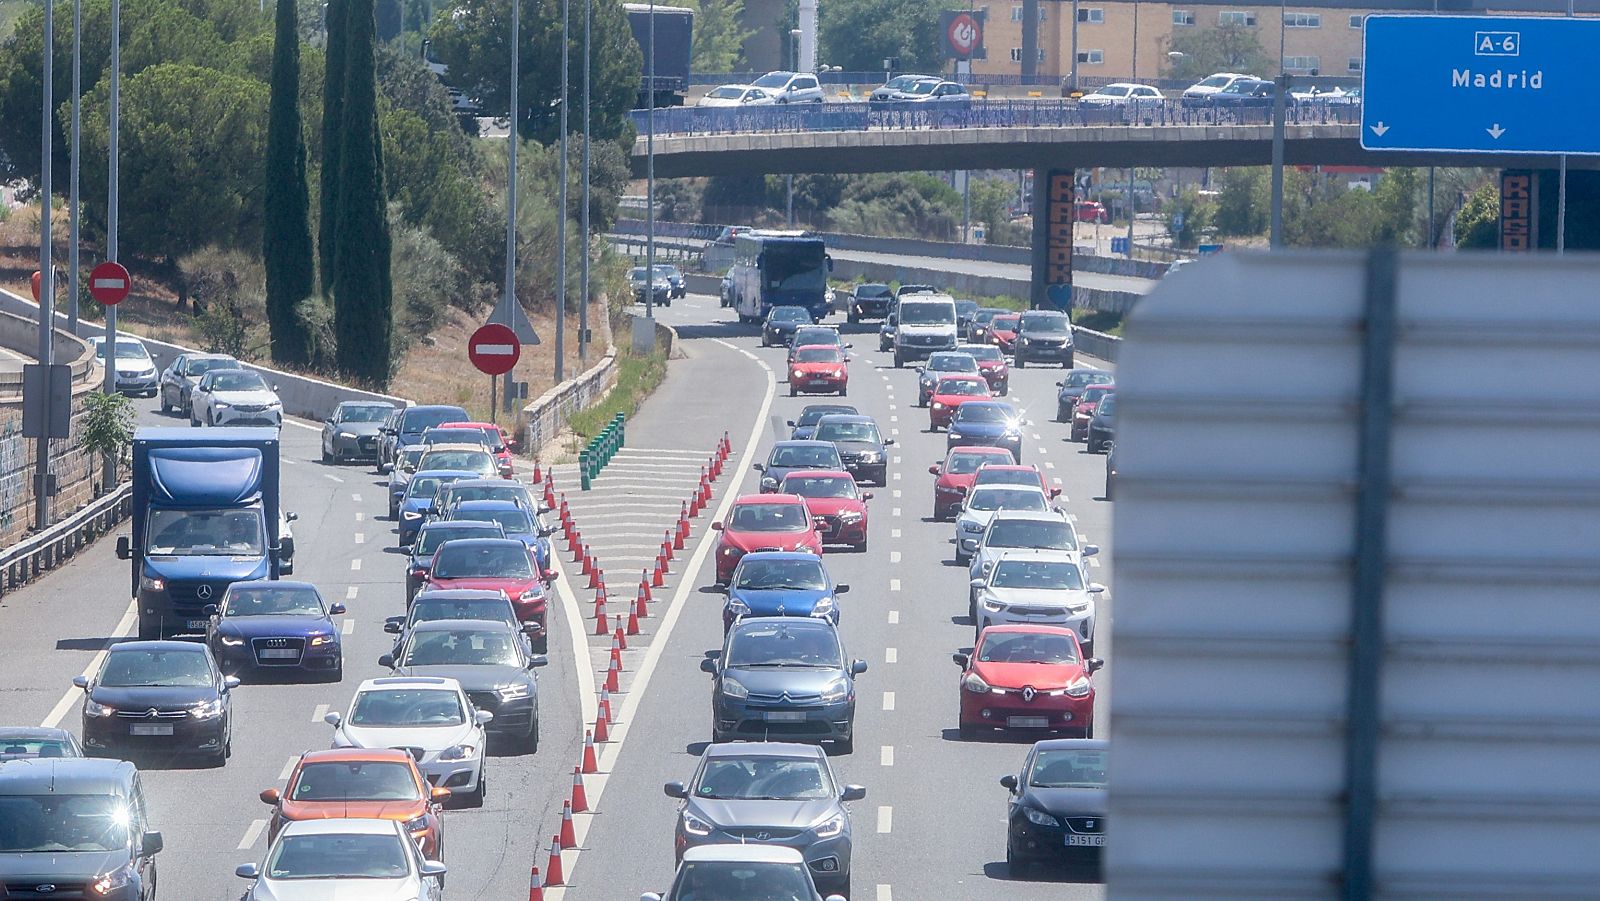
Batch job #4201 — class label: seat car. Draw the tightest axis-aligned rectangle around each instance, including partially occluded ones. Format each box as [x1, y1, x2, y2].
[1012, 310, 1075, 368]
[320, 400, 396, 464]
[387, 446, 428, 517]
[261, 748, 449, 859]
[968, 511, 1097, 596]
[642, 844, 846, 901]
[189, 368, 283, 428]
[957, 342, 1010, 395]
[810, 414, 892, 486]
[1180, 71, 1256, 107]
[988, 313, 1020, 352]
[787, 404, 858, 441]
[424, 538, 549, 650]
[712, 495, 825, 584]
[326, 677, 492, 806]
[235, 818, 445, 899]
[1085, 393, 1117, 454]
[446, 498, 556, 579]
[787, 326, 846, 364]
[719, 551, 849, 630]
[204, 580, 345, 681]
[928, 374, 991, 430]
[788, 345, 849, 397]
[377, 404, 471, 474]
[898, 79, 970, 105]
[762, 305, 813, 347]
[382, 619, 546, 754]
[664, 743, 864, 896]
[697, 83, 776, 107]
[92, 335, 160, 397]
[1069, 385, 1115, 443]
[0, 726, 83, 760]
[969, 551, 1105, 651]
[703, 617, 866, 752]
[403, 520, 506, 602]
[0, 758, 164, 901]
[946, 400, 1027, 461]
[158, 351, 238, 416]
[630, 266, 671, 306]
[74, 640, 237, 765]
[916, 351, 980, 406]
[953, 485, 1054, 564]
[1001, 739, 1108, 875]
[845, 283, 893, 322]
[1055, 369, 1114, 421]
[385, 589, 530, 657]
[755, 440, 845, 492]
[869, 73, 938, 102]
[750, 70, 824, 103]
[929, 445, 1016, 520]
[397, 470, 479, 547]
[779, 470, 870, 551]
[955, 625, 1102, 739]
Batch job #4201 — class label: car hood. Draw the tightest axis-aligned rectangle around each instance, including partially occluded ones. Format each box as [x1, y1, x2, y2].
[217, 615, 334, 638]
[728, 588, 832, 616]
[396, 664, 529, 691]
[114, 359, 156, 374]
[426, 576, 537, 595]
[249, 875, 418, 901]
[937, 473, 978, 492]
[722, 665, 847, 695]
[976, 360, 1008, 371]
[0, 849, 127, 881]
[957, 509, 999, 531]
[801, 497, 864, 517]
[721, 531, 816, 553]
[338, 721, 478, 750]
[1021, 331, 1072, 342]
[973, 660, 1083, 691]
[985, 586, 1093, 609]
[279, 798, 427, 823]
[688, 797, 840, 831]
[145, 555, 265, 580]
[90, 684, 217, 709]
[1029, 786, 1109, 817]
[334, 422, 384, 437]
[828, 440, 882, 456]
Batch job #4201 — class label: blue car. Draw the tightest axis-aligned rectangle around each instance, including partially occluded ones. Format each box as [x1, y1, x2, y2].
[397, 469, 478, 546]
[754, 439, 845, 493]
[448, 498, 556, 579]
[406, 519, 506, 602]
[720, 551, 849, 632]
[945, 400, 1026, 462]
[703, 617, 868, 753]
[204, 580, 344, 681]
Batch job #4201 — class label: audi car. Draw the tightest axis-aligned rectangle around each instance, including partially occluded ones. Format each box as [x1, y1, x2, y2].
[205, 580, 345, 681]
[321, 400, 396, 464]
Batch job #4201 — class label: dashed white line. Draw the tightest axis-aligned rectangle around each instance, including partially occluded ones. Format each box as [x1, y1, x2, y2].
[342, 619, 356, 635]
[1053, 477, 1064, 485]
[353, 533, 365, 544]
[877, 806, 893, 833]
[892, 455, 901, 464]
[891, 528, 901, 539]
[1089, 557, 1102, 567]
[889, 415, 898, 423]
[877, 885, 893, 901]
[1031, 432, 1042, 440]
[311, 704, 329, 723]
[890, 427, 900, 436]
[351, 493, 363, 503]
[889, 578, 901, 592]
[1037, 446, 1050, 456]
[1044, 461, 1056, 470]
[892, 507, 901, 518]
[238, 819, 267, 850]
[278, 756, 297, 781]
[346, 586, 359, 600]
[892, 490, 902, 500]
[888, 404, 896, 411]
[892, 472, 901, 481]
[324, 473, 344, 483]
[880, 746, 895, 767]
[888, 610, 900, 624]
[889, 551, 901, 564]
[882, 692, 896, 711]
[350, 559, 361, 571]
[885, 647, 898, 663]
[355, 511, 364, 521]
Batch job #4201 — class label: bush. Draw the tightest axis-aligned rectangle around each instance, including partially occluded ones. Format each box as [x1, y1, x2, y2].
[81, 390, 136, 483]
[181, 246, 267, 358]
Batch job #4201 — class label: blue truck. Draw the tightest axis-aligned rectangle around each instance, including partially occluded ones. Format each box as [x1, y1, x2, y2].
[117, 428, 291, 640]
[729, 231, 834, 324]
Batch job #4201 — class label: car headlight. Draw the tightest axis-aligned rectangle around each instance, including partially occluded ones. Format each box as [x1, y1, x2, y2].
[962, 672, 992, 694]
[1067, 600, 1091, 613]
[213, 401, 231, 409]
[720, 675, 750, 699]
[190, 698, 225, 718]
[810, 596, 835, 619]
[405, 815, 431, 834]
[84, 698, 115, 717]
[90, 863, 135, 895]
[402, 510, 422, 520]
[1023, 807, 1060, 828]
[139, 575, 165, 592]
[497, 682, 532, 701]
[308, 633, 334, 647]
[962, 521, 984, 533]
[682, 811, 715, 836]
[813, 814, 845, 839]
[726, 597, 751, 617]
[792, 370, 804, 380]
[795, 544, 818, 555]
[1065, 674, 1092, 698]
[931, 402, 945, 410]
[830, 369, 843, 378]
[219, 635, 244, 647]
[267, 399, 282, 408]
[336, 429, 355, 439]
[981, 597, 1005, 613]
[439, 744, 477, 760]
[1019, 337, 1031, 345]
[836, 510, 863, 524]
[819, 676, 849, 702]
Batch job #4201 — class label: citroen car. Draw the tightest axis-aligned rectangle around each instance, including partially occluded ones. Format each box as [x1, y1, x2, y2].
[205, 580, 345, 681]
[74, 641, 237, 765]
[327, 677, 492, 807]
[703, 617, 866, 753]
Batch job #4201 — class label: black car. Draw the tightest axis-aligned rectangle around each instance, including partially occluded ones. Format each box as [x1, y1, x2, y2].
[1210, 78, 1276, 110]
[1001, 739, 1107, 876]
[75, 641, 238, 765]
[787, 404, 858, 441]
[954, 300, 980, 339]
[755, 440, 845, 492]
[655, 263, 687, 298]
[1013, 310, 1075, 368]
[406, 519, 506, 601]
[763, 306, 814, 347]
[0, 726, 84, 760]
[204, 580, 345, 681]
[0, 758, 164, 901]
[811, 414, 893, 486]
[1055, 369, 1114, 422]
[703, 617, 867, 753]
[1085, 393, 1116, 454]
[969, 307, 1007, 344]
[845, 283, 893, 323]
[385, 589, 532, 656]
[383, 619, 547, 753]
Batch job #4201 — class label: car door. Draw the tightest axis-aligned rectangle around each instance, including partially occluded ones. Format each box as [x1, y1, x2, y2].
[162, 354, 188, 406]
[191, 373, 214, 423]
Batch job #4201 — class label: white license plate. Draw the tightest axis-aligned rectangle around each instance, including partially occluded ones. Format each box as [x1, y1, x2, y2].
[259, 649, 299, 658]
[765, 711, 806, 722]
[1007, 716, 1050, 729]
[809, 379, 831, 386]
[1066, 835, 1105, 847]
[130, 724, 173, 736]
[186, 619, 209, 630]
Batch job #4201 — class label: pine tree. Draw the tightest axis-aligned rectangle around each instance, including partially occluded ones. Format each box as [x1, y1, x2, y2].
[331, 0, 394, 385]
[318, 0, 349, 296]
[263, 0, 315, 366]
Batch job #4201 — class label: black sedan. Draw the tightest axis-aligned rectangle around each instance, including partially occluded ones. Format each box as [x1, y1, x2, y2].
[1055, 369, 1114, 422]
[811, 414, 893, 486]
[383, 619, 547, 753]
[204, 580, 345, 681]
[1001, 738, 1107, 877]
[845, 283, 893, 323]
[1085, 393, 1116, 454]
[75, 641, 237, 765]
[763, 306, 814, 347]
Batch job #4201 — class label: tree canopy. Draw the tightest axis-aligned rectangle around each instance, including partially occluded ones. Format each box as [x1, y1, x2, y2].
[818, 0, 945, 73]
[1161, 24, 1271, 82]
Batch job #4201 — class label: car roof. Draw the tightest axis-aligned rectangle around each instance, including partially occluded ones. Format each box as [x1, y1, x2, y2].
[0, 726, 75, 740]
[357, 676, 461, 691]
[934, 373, 988, 385]
[951, 445, 1015, 455]
[681, 843, 806, 864]
[0, 758, 135, 794]
[445, 478, 526, 490]
[279, 817, 403, 837]
[704, 741, 824, 760]
[412, 588, 512, 602]
[108, 639, 208, 654]
[971, 484, 1048, 499]
[419, 520, 503, 532]
[454, 499, 525, 511]
[993, 547, 1078, 562]
[989, 510, 1070, 523]
[814, 413, 874, 425]
[773, 439, 837, 449]
[408, 618, 515, 633]
[187, 352, 237, 360]
[793, 343, 842, 352]
[733, 493, 806, 505]
[780, 469, 852, 481]
[409, 469, 483, 480]
[1033, 737, 1109, 752]
[733, 615, 836, 633]
[981, 622, 1079, 637]
[431, 537, 527, 549]
[298, 747, 416, 765]
[338, 399, 394, 408]
[737, 550, 826, 563]
[800, 404, 854, 413]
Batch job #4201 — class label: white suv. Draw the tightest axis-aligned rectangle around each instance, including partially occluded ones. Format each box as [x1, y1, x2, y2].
[325, 676, 493, 807]
[968, 511, 1098, 614]
[969, 549, 1105, 652]
[750, 71, 825, 103]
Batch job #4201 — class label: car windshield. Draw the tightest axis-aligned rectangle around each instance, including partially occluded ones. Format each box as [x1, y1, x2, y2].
[186, 357, 237, 375]
[728, 503, 811, 532]
[752, 72, 792, 88]
[975, 468, 1041, 488]
[727, 623, 842, 667]
[398, 447, 426, 468]
[416, 526, 496, 556]
[791, 329, 837, 347]
[671, 860, 813, 899]
[418, 450, 493, 473]
[1064, 370, 1112, 388]
[1030, 749, 1108, 789]
[928, 354, 977, 372]
[769, 445, 840, 468]
[403, 629, 521, 667]
[406, 477, 446, 500]
[655, 265, 680, 278]
[899, 303, 952, 325]
[102, 343, 150, 360]
[338, 404, 392, 423]
[959, 344, 1002, 361]
[986, 519, 1078, 551]
[992, 560, 1085, 590]
[955, 404, 1015, 424]
[1099, 85, 1130, 97]
[412, 599, 515, 625]
[936, 378, 987, 397]
[884, 75, 926, 90]
[266, 832, 410, 880]
[224, 586, 324, 617]
[1197, 75, 1233, 88]
[707, 86, 743, 99]
[0, 795, 131, 852]
[350, 688, 465, 727]
[992, 315, 1019, 331]
[423, 429, 490, 446]
[1097, 396, 1118, 417]
[432, 543, 532, 579]
[629, 267, 648, 280]
[100, 648, 212, 687]
[797, 406, 854, 426]
[794, 347, 842, 363]
[1081, 387, 1113, 405]
[735, 558, 828, 590]
[969, 488, 1048, 512]
[814, 421, 879, 443]
[694, 756, 835, 800]
[770, 307, 809, 322]
[147, 508, 264, 556]
[291, 762, 421, 802]
[0, 737, 77, 760]
[1019, 312, 1069, 333]
[782, 475, 857, 499]
[457, 509, 532, 534]
[1221, 82, 1255, 95]
[401, 408, 465, 436]
[979, 629, 1081, 663]
[446, 485, 526, 507]
[210, 371, 266, 392]
[855, 284, 892, 298]
[946, 451, 1010, 474]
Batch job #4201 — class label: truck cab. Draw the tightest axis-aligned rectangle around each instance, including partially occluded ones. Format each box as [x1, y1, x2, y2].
[892, 293, 960, 368]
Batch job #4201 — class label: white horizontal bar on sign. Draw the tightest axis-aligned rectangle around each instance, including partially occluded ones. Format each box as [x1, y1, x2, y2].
[476, 344, 516, 355]
[94, 277, 127, 290]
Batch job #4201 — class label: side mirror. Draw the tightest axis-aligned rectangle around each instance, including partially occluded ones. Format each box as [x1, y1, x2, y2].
[285, 511, 299, 522]
[711, 522, 724, 531]
[383, 618, 403, 634]
[539, 526, 558, 537]
[786, 420, 797, 427]
[1082, 544, 1099, 557]
[664, 781, 688, 799]
[840, 784, 867, 802]
[235, 863, 259, 880]
[1087, 657, 1105, 673]
[700, 658, 718, 675]
[928, 465, 941, 475]
[223, 676, 241, 691]
[861, 492, 873, 500]
[420, 860, 447, 879]
[1000, 774, 1019, 792]
[378, 654, 395, 668]
[834, 584, 850, 594]
[430, 786, 452, 802]
[329, 603, 346, 615]
[952, 652, 970, 668]
[884, 438, 895, 446]
[850, 659, 868, 675]
[325, 417, 335, 425]
[140, 831, 163, 856]
[528, 655, 549, 668]
[1088, 583, 1106, 594]
[1050, 487, 1062, 498]
[116, 536, 131, 560]
[474, 709, 494, 725]
[72, 675, 89, 690]
[324, 711, 342, 727]
[761, 477, 778, 491]
[400, 544, 413, 553]
[969, 578, 985, 589]
[259, 788, 281, 805]
[523, 622, 541, 635]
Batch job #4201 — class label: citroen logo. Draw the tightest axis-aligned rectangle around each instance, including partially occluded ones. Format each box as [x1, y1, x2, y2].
[145, 709, 159, 718]
[1021, 686, 1037, 703]
[196, 585, 214, 600]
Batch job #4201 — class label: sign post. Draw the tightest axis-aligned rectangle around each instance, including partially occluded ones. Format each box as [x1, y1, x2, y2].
[469, 323, 521, 425]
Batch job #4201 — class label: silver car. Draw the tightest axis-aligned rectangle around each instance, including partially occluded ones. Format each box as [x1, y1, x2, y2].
[387, 445, 428, 518]
[326, 676, 492, 807]
[190, 368, 283, 428]
[952, 485, 1053, 565]
[158, 351, 238, 416]
[750, 70, 825, 103]
[321, 400, 397, 464]
[644, 844, 846, 901]
[970, 549, 1105, 651]
[236, 818, 445, 900]
[968, 511, 1098, 611]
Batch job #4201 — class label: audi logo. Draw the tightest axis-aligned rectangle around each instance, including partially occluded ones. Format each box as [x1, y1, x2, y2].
[268, 639, 288, 647]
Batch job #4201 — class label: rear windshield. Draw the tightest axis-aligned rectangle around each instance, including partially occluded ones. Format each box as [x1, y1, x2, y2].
[401, 407, 466, 435]
[782, 475, 858, 499]
[968, 488, 1048, 512]
[769, 445, 841, 468]
[987, 519, 1078, 551]
[927, 354, 978, 372]
[412, 598, 515, 624]
[416, 526, 499, 556]
[794, 347, 843, 363]
[946, 450, 1011, 474]
[728, 503, 811, 532]
[936, 378, 988, 397]
[456, 508, 533, 534]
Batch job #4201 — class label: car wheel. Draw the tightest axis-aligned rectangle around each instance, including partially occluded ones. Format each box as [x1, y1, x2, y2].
[159, 396, 171, 414]
[789, 384, 797, 397]
[321, 446, 333, 464]
[1007, 845, 1032, 878]
[1015, 356, 1026, 369]
[839, 386, 847, 397]
[521, 717, 540, 754]
[853, 538, 867, 553]
[893, 353, 903, 369]
[462, 773, 486, 808]
[1000, 384, 1009, 396]
[1056, 404, 1069, 422]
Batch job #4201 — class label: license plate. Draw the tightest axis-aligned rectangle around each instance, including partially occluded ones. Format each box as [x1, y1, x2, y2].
[186, 619, 209, 630]
[259, 649, 299, 658]
[765, 711, 806, 722]
[130, 724, 173, 736]
[809, 379, 830, 386]
[1006, 716, 1050, 729]
[1066, 835, 1105, 847]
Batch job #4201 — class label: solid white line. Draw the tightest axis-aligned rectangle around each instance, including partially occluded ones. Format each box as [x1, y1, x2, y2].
[282, 418, 320, 432]
[238, 819, 267, 850]
[880, 746, 894, 767]
[342, 618, 356, 635]
[311, 704, 329, 724]
[40, 600, 137, 729]
[888, 610, 899, 624]
[877, 806, 893, 833]
[889, 578, 901, 592]
[346, 586, 359, 600]
[278, 756, 297, 781]
[323, 473, 343, 483]
[882, 692, 895, 711]
[885, 647, 897, 663]
[350, 559, 361, 571]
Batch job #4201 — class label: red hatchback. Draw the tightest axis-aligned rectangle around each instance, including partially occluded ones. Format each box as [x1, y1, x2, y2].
[957, 344, 1010, 396]
[788, 345, 849, 397]
[424, 537, 549, 648]
[929, 374, 992, 431]
[779, 470, 872, 551]
[711, 494, 825, 583]
[954, 625, 1102, 740]
[439, 421, 516, 476]
[929, 446, 1016, 520]
[989, 314, 1021, 353]
[1070, 385, 1115, 442]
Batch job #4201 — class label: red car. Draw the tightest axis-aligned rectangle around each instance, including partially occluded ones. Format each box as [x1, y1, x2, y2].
[929, 374, 991, 431]
[424, 537, 549, 649]
[779, 470, 871, 552]
[711, 494, 825, 583]
[440, 420, 516, 476]
[954, 624, 1102, 740]
[958, 344, 1010, 395]
[973, 463, 1061, 500]
[1070, 385, 1115, 442]
[929, 446, 1016, 520]
[788, 345, 849, 397]
[989, 314, 1021, 353]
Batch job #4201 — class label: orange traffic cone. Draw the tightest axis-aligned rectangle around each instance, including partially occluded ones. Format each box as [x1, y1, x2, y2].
[544, 835, 564, 886]
[559, 801, 577, 849]
[614, 625, 628, 652]
[571, 765, 590, 812]
[604, 659, 620, 693]
[626, 608, 640, 636]
[528, 865, 545, 901]
[593, 706, 610, 742]
[581, 730, 599, 773]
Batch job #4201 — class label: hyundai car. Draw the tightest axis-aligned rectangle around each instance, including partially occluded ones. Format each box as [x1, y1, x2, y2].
[779, 470, 870, 551]
[704, 617, 866, 752]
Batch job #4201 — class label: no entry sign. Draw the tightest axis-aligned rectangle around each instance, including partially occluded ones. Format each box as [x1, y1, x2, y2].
[942, 11, 983, 59]
[88, 261, 131, 305]
[468, 323, 521, 375]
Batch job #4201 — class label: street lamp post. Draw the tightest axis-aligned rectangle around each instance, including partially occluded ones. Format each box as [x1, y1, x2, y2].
[1068, 0, 1079, 93]
[791, 28, 801, 71]
[1131, 0, 1139, 80]
[579, 0, 591, 363]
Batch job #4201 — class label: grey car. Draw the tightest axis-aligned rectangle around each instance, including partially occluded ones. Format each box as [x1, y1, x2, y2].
[917, 352, 980, 406]
[0, 726, 84, 760]
[382, 619, 546, 753]
[158, 351, 238, 417]
[322, 401, 397, 463]
[1013, 310, 1075, 368]
[810, 414, 893, 486]
[665, 742, 864, 896]
[869, 73, 938, 102]
[0, 758, 164, 901]
[703, 617, 867, 753]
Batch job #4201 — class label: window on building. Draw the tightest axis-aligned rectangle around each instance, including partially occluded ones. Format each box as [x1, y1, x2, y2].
[1078, 49, 1105, 64]
[1010, 47, 1021, 61]
[1284, 12, 1320, 27]
[1347, 57, 1361, 72]
[1283, 55, 1320, 73]
[1172, 9, 1195, 25]
[1219, 10, 1256, 26]
[1011, 5, 1046, 20]
[1349, 14, 1362, 27]
[1078, 7, 1104, 23]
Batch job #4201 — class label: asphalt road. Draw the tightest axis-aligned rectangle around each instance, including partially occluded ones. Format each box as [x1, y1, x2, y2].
[828, 246, 1154, 296]
[0, 344, 31, 373]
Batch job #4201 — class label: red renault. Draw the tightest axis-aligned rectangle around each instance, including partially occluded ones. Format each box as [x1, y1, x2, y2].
[954, 624, 1102, 740]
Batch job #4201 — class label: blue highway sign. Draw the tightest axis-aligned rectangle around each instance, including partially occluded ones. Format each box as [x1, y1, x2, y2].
[1362, 15, 1600, 155]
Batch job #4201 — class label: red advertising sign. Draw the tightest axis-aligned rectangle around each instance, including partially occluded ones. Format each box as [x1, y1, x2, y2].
[941, 10, 984, 59]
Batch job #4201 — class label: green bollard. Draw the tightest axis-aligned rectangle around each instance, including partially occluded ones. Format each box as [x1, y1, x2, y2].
[580, 451, 591, 491]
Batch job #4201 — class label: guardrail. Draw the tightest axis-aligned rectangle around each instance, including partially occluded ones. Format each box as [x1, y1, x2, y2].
[521, 350, 620, 457]
[0, 482, 132, 597]
[1072, 326, 1121, 363]
[579, 413, 626, 490]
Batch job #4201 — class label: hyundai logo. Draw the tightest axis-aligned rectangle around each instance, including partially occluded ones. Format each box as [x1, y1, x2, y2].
[196, 584, 213, 599]
[34, 885, 57, 894]
[754, 831, 771, 841]
[1021, 685, 1037, 703]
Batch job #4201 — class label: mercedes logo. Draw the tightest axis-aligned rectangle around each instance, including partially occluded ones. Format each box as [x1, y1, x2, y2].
[196, 585, 213, 599]
[1021, 685, 1037, 703]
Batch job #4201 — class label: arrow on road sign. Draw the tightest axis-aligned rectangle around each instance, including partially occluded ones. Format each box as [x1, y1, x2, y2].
[1487, 123, 1506, 139]
[1369, 122, 1390, 137]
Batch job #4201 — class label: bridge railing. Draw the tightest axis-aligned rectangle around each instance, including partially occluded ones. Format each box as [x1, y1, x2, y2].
[630, 98, 1363, 138]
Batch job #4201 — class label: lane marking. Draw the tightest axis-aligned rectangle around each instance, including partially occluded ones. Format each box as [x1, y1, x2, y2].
[889, 578, 901, 592]
[342, 618, 356, 635]
[238, 819, 267, 850]
[350, 559, 361, 571]
[346, 586, 359, 600]
[877, 886, 892, 901]
[889, 551, 901, 564]
[880, 746, 894, 767]
[892, 455, 900, 464]
[353, 533, 365, 544]
[1044, 461, 1056, 470]
[351, 493, 363, 502]
[278, 756, 297, 781]
[889, 415, 897, 423]
[888, 610, 899, 624]
[891, 528, 901, 539]
[888, 404, 896, 411]
[311, 703, 329, 724]
[323, 473, 344, 483]
[885, 647, 897, 663]
[892, 472, 901, 481]
[355, 511, 364, 522]
[892, 490, 901, 499]
[882, 691, 895, 711]
[282, 418, 321, 432]
[877, 806, 893, 834]
[892, 507, 901, 518]
[41, 600, 137, 728]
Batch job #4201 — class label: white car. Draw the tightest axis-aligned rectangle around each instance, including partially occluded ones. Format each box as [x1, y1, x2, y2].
[1078, 82, 1165, 111]
[643, 844, 846, 901]
[749, 70, 825, 103]
[90, 335, 160, 397]
[969, 549, 1105, 651]
[870, 73, 938, 102]
[190, 368, 283, 428]
[697, 84, 776, 108]
[952, 485, 1053, 564]
[326, 676, 492, 807]
[892, 80, 970, 103]
[236, 818, 445, 901]
[1180, 72, 1256, 107]
[967, 511, 1098, 610]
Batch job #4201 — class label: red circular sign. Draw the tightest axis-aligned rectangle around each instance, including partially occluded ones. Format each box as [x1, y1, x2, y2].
[468, 323, 521, 375]
[88, 261, 131, 305]
[946, 12, 981, 57]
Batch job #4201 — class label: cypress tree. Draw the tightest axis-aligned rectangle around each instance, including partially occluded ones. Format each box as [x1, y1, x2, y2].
[262, 0, 315, 366]
[318, 0, 349, 297]
[331, 0, 394, 385]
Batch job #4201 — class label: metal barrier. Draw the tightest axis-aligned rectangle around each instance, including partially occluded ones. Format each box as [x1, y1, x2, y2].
[1072, 326, 1121, 363]
[579, 413, 626, 491]
[0, 482, 132, 597]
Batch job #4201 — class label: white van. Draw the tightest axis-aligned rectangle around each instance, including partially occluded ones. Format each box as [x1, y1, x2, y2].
[891, 293, 959, 368]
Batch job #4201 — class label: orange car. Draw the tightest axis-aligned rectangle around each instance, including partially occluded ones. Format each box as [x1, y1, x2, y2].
[260, 748, 449, 859]
[928, 374, 991, 431]
[439, 420, 517, 477]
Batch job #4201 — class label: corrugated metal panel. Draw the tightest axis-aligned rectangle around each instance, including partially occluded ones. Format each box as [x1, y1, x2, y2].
[1108, 252, 1600, 900]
